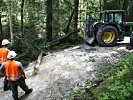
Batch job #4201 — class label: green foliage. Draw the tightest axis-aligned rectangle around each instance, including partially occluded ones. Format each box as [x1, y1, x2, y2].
[98, 79, 133, 100]
[0, 0, 101, 66]
[68, 53, 133, 99]
[97, 53, 133, 100]
[1, 0, 132, 67]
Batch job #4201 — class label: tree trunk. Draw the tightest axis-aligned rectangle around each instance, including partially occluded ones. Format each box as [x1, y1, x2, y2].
[7, 0, 13, 43]
[66, 9, 74, 34]
[0, 14, 3, 44]
[123, 0, 128, 10]
[127, 0, 133, 21]
[46, 0, 53, 42]
[103, 0, 106, 10]
[100, 0, 102, 11]
[21, 0, 24, 38]
[73, 0, 79, 32]
[32, 52, 42, 76]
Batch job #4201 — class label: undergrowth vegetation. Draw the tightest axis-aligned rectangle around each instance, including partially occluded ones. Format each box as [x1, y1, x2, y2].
[68, 52, 133, 100]
[14, 34, 83, 67]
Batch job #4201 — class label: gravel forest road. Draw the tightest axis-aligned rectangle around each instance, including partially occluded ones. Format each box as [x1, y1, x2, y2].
[0, 37, 131, 100]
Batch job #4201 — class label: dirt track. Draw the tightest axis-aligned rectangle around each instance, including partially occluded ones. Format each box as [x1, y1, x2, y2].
[0, 37, 132, 100]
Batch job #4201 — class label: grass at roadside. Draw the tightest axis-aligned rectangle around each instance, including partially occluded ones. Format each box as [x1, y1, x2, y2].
[68, 52, 133, 100]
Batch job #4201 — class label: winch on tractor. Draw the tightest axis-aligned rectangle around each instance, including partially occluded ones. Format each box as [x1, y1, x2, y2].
[85, 10, 133, 46]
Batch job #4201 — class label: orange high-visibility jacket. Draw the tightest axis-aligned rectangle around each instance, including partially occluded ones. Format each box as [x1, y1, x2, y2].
[0, 47, 8, 64]
[5, 60, 22, 81]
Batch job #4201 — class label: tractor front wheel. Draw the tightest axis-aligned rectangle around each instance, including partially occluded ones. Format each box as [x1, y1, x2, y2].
[96, 26, 118, 46]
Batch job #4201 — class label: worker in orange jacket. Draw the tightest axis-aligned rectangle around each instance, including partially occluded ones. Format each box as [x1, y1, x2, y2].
[0, 39, 10, 91]
[0, 51, 33, 100]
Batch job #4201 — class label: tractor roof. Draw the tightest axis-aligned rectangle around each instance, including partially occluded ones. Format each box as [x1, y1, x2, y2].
[100, 10, 125, 13]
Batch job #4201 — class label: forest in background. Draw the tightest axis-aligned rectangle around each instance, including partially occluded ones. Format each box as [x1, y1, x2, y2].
[0, 0, 133, 65]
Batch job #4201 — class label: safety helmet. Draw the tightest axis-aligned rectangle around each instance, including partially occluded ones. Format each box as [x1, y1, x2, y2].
[7, 51, 17, 59]
[2, 39, 10, 46]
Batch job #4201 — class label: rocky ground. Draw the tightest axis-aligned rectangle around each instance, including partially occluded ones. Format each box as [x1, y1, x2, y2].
[0, 37, 132, 100]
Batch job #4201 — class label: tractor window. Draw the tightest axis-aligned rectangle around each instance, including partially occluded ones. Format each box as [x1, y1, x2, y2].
[109, 13, 113, 22]
[115, 13, 122, 24]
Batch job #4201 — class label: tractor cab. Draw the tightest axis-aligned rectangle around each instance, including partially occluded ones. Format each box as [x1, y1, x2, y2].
[99, 10, 125, 24]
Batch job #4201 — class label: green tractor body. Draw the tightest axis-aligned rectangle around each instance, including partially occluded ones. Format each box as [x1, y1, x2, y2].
[85, 10, 133, 46]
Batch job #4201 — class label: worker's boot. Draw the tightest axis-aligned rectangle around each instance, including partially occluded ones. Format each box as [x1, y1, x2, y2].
[12, 94, 19, 100]
[25, 88, 33, 95]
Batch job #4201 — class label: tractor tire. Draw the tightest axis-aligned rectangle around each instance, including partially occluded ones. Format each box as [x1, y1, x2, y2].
[96, 25, 118, 46]
[130, 31, 133, 46]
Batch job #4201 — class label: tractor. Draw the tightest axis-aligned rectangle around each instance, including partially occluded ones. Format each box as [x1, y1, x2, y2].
[84, 10, 133, 46]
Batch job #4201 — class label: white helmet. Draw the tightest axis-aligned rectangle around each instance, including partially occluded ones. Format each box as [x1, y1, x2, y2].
[2, 39, 10, 45]
[7, 51, 17, 59]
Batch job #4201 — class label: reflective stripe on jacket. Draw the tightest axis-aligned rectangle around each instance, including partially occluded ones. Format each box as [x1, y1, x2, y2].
[0, 47, 8, 64]
[5, 60, 22, 81]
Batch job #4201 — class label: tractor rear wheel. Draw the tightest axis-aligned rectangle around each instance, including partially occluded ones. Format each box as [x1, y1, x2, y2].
[130, 31, 133, 45]
[96, 26, 118, 46]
